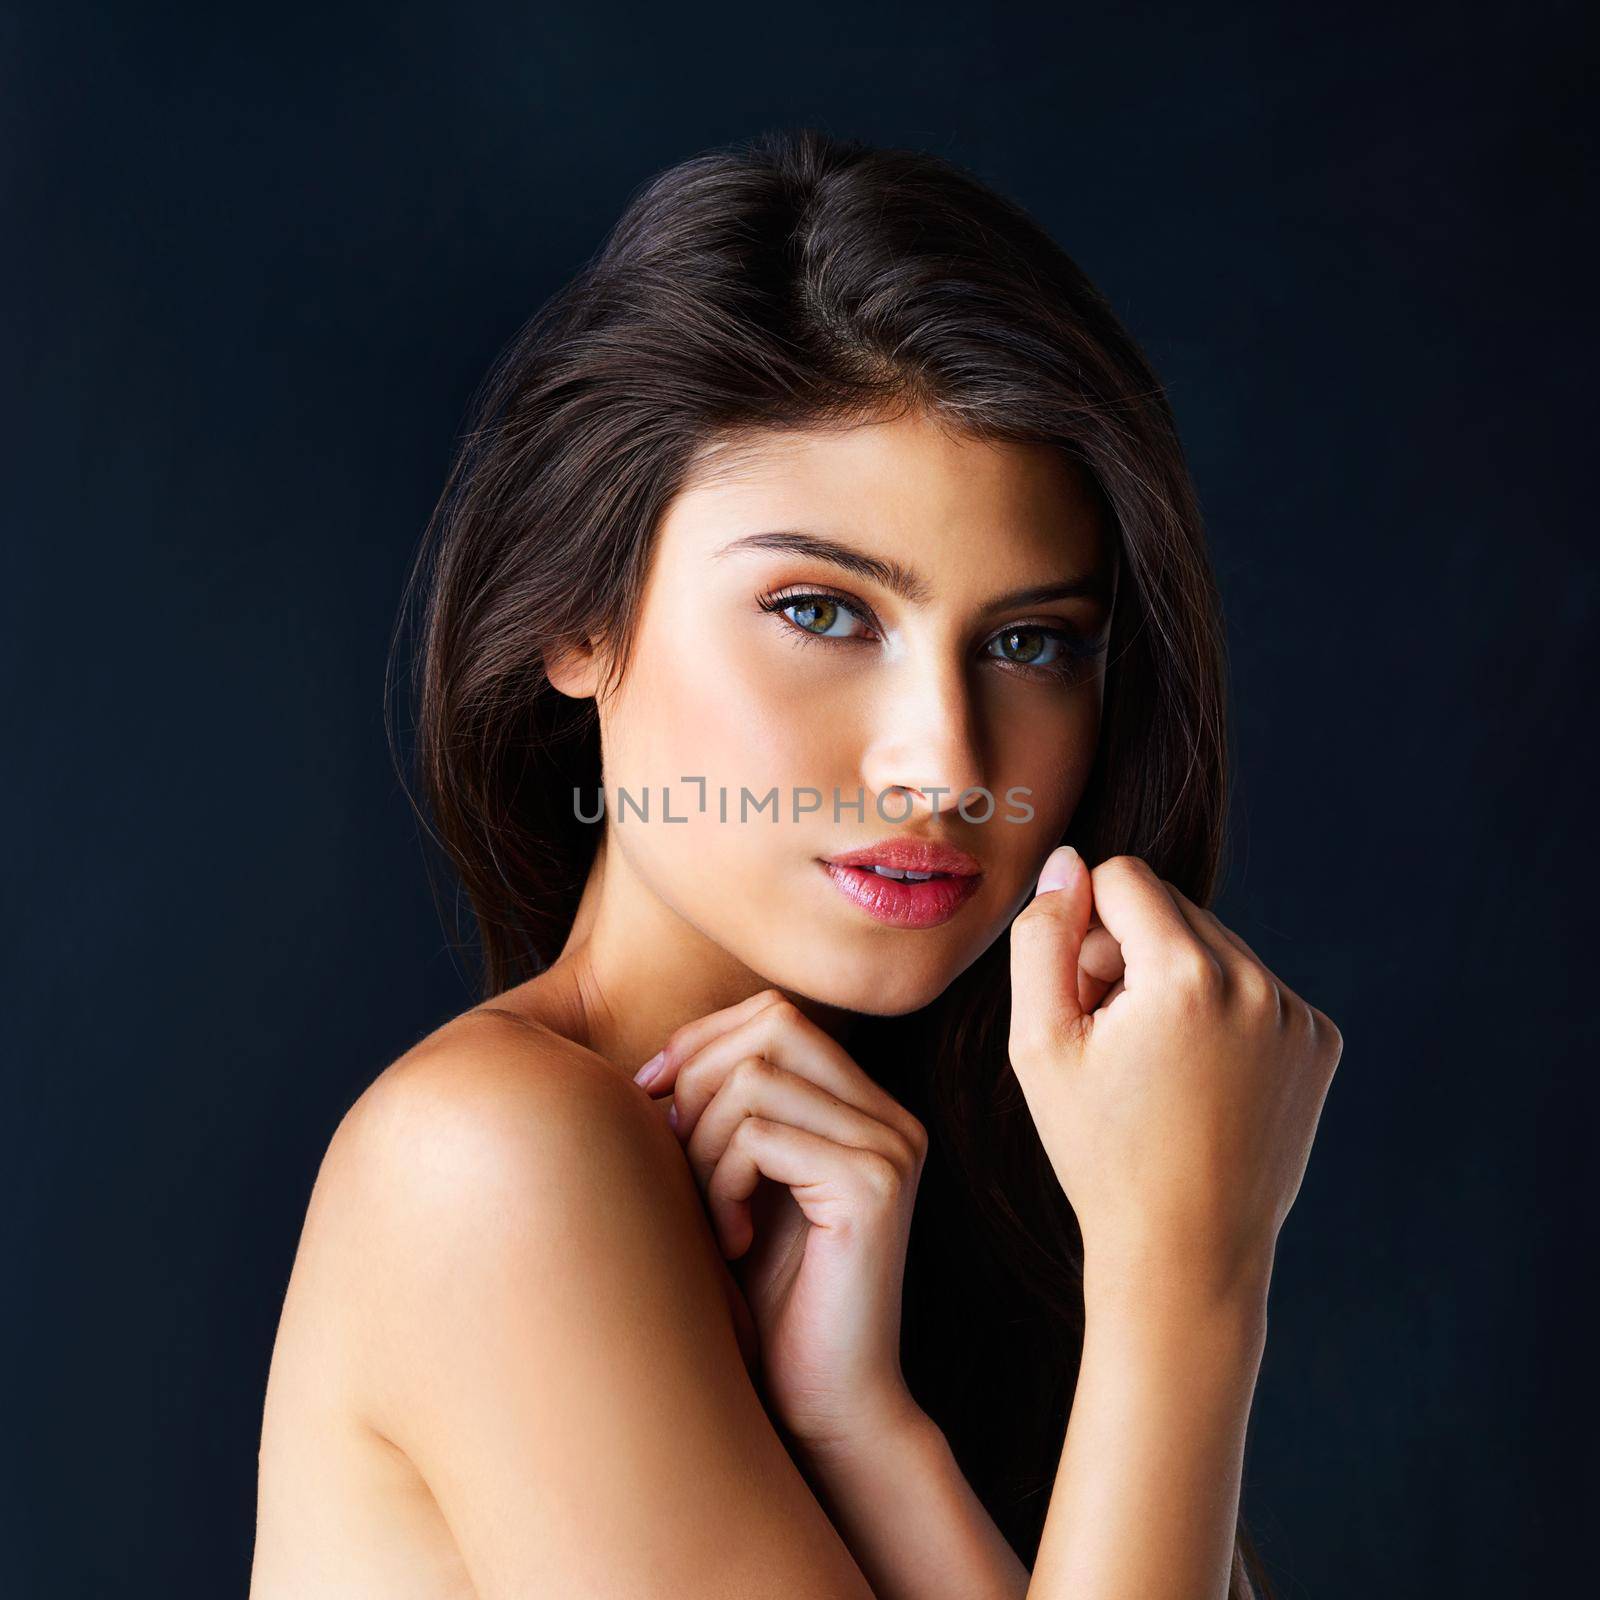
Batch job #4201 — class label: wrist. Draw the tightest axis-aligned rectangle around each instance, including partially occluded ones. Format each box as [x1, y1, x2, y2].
[1088, 1228, 1273, 1318]
[783, 1393, 1028, 1600]
[1082, 1237, 1274, 1334]
[786, 1386, 941, 1476]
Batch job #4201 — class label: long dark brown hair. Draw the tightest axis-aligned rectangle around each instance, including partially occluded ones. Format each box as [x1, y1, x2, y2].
[386, 127, 1270, 1596]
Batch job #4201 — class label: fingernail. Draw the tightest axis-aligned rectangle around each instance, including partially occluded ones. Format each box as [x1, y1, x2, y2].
[633, 1051, 665, 1087]
[667, 1103, 679, 1132]
[1035, 844, 1080, 897]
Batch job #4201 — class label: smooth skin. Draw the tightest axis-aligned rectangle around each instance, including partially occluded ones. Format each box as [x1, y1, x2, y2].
[250, 405, 1342, 1598]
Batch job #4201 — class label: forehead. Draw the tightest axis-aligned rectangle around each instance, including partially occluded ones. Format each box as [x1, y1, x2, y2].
[659, 408, 1109, 588]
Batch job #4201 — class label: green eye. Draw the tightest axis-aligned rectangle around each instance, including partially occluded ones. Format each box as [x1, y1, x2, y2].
[989, 627, 1058, 667]
[770, 593, 866, 639]
[758, 585, 1105, 683]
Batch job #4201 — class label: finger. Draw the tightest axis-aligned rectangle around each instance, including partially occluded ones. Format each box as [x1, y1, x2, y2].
[1078, 924, 1125, 1001]
[1160, 880, 1267, 969]
[706, 1117, 905, 1259]
[1152, 878, 1240, 964]
[1074, 926, 1124, 1014]
[1085, 855, 1216, 989]
[678, 1056, 915, 1194]
[1078, 923, 1124, 982]
[670, 1000, 921, 1152]
[1009, 844, 1093, 1058]
[633, 986, 789, 1095]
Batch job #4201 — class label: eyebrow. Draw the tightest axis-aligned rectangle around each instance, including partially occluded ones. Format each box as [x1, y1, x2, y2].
[711, 529, 1115, 611]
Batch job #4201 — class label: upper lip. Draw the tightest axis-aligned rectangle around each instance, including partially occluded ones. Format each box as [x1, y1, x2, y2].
[824, 838, 984, 877]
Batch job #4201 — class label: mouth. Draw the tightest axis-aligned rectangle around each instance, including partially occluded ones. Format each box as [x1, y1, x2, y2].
[823, 839, 984, 878]
[817, 840, 984, 929]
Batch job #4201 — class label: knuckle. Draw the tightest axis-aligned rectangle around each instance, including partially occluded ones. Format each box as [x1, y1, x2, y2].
[1276, 989, 1308, 1035]
[763, 996, 803, 1030]
[1166, 942, 1223, 997]
[1267, 978, 1288, 1027]
[854, 1149, 903, 1203]
[676, 1047, 714, 1089]
[729, 1114, 770, 1150]
[901, 1113, 929, 1160]
[728, 1053, 775, 1092]
[1094, 852, 1141, 884]
[1010, 902, 1056, 939]
[1232, 960, 1280, 1016]
[881, 1127, 920, 1173]
[1311, 1006, 1344, 1063]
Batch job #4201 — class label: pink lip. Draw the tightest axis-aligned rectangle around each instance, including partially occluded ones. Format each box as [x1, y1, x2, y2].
[824, 838, 984, 877]
[818, 859, 984, 929]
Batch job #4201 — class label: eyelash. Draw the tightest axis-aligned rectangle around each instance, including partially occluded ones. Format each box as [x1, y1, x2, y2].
[756, 585, 1108, 682]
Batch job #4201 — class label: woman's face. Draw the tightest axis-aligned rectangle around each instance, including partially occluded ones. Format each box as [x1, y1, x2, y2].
[561, 406, 1116, 1016]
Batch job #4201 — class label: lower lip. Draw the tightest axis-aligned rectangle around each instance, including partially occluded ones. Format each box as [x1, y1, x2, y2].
[818, 861, 983, 928]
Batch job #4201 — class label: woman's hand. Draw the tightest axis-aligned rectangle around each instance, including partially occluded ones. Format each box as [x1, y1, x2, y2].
[632, 989, 928, 1457]
[1008, 847, 1344, 1319]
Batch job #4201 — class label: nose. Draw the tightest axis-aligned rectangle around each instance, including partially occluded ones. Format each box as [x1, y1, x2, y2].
[858, 656, 989, 824]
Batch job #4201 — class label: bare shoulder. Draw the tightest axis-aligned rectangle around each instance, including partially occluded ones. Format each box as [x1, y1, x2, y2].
[300, 1009, 873, 1599]
[309, 1007, 693, 1409]
[329, 1006, 660, 1222]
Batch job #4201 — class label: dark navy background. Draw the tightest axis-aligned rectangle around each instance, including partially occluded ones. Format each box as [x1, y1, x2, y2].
[6, 2, 1592, 1593]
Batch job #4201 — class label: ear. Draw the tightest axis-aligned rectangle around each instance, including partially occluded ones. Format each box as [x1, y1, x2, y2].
[543, 637, 605, 701]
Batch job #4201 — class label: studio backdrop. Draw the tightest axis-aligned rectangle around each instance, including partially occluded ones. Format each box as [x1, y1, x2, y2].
[5, 3, 1591, 1596]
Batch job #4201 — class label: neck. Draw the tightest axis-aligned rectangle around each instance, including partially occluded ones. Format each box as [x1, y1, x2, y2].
[496, 830, 858, 1077]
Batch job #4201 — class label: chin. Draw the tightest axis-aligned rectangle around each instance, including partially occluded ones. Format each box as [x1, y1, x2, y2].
[768, 941, 962, 1018]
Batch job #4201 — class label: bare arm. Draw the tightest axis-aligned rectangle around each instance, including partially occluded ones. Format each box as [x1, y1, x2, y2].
[757, 842, 1341, 1600]
[784, 1277, 1266, 1600]
[326, 880, 1313, 1600]
[788, 1400, 1032, 1600]
[1030, 1279, 1267, 1598]
[317, 1018, 879, 1600]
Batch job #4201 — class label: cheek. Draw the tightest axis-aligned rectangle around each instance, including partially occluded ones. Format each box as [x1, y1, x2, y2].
[597, 623, 836, 881]
[989, 688, 1101, 844]
[606, 626, 828, 793]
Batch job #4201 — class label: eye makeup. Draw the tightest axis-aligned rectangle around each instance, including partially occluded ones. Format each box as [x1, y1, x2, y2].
[754, 583, 1109, 684]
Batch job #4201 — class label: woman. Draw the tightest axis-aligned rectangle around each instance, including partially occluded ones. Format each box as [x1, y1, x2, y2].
[250, 127, 1342, 1599]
